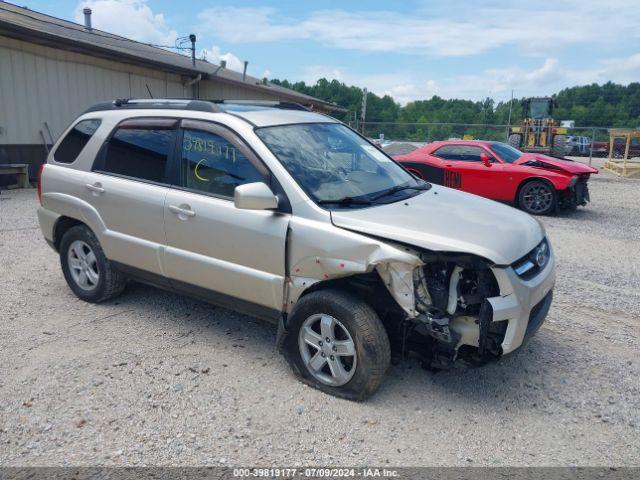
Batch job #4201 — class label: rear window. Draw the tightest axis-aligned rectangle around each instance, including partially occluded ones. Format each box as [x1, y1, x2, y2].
[54, 119, 101, 163]
[96, 120, 175, 183]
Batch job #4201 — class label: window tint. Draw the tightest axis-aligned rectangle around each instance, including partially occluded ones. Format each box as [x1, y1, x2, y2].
[180, 129, 264, 197]
[54, 119, 101, 163]
[489, 143, 522, 163]
[434, 145, 487, 162]
[100, 126, 174, 182]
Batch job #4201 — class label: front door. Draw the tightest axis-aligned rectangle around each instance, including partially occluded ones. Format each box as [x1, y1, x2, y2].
[162, 119, 290, 318]
[433, 144, 504, 199]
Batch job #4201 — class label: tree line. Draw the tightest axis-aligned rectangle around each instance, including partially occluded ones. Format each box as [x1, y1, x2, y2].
[271, 79, 640, 141]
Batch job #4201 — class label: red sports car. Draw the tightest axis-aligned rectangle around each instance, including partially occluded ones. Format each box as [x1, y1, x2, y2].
[394, 140, 598, 215]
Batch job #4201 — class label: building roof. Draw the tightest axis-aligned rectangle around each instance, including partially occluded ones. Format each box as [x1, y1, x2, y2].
[0, 2, 342, 112]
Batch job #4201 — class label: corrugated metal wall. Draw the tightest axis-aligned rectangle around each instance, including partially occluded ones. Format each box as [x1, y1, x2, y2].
[198, 80, 276, 102]
[0, 35, 286, 181]
[0, 36, 286, 148]
[0, 36, 189, 145]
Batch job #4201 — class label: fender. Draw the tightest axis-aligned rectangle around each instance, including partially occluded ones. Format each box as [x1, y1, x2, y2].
[284, 216, 423, 317]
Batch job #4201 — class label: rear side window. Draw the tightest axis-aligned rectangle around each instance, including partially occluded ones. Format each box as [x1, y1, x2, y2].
[96, 119, 176, 183]
[434, 145, 488, 162]
[54, 119, 101, 163]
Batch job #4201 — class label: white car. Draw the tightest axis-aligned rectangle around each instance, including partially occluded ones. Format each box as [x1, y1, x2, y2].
[37, 99, 555, 400]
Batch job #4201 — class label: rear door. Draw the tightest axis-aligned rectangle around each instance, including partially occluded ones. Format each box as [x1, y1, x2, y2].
[162, 119, 289, 318]
[82, 118, 177, 279]
[432, 144, 503, 198]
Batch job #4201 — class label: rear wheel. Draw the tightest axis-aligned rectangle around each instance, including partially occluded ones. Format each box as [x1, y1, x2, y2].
[508, 134, 522, 150]
[59, 225, 127, 302]
[283, 289, 390, 401]
[552, 134, 567, 158]
[518, 180, 557, 215]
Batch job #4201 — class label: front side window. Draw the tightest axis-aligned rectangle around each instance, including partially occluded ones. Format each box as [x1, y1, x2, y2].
[489, 142, 523, 163]
[99, 123, 174, 183]
[180, 129, 264, 197]
[54, 119, 101, 163]
[434, 145, 487, 162]
[256, 123, 424, 206]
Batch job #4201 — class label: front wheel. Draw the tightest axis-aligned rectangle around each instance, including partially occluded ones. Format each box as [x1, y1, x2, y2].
[508, 133, 522, 150]
[518, 180, 557, 215]
[283, 289, 390, 401]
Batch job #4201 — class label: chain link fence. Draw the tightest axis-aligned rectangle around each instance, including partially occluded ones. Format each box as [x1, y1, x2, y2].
[362, 122, 615, 163]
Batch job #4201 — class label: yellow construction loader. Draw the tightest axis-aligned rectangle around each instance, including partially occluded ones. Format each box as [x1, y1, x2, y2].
[508, 97, 568, 158]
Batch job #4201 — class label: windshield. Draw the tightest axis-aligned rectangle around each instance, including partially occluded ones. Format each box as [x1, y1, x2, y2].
[529, 99, 551, 119]
[256, 123, 426, 207]
[490, 142, 523, 163]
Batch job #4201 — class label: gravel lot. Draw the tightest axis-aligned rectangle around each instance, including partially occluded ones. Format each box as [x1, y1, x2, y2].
[1, 162, 639, 467]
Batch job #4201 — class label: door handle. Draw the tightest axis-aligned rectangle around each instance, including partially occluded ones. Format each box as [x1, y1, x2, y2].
[168, 204, 196, 218]
[85, 182, 105, 194]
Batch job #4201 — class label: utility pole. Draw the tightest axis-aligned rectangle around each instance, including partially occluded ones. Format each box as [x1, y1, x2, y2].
[361, 88, 368, 135]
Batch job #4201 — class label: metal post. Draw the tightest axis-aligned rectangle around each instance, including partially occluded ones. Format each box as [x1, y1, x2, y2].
[361, 88, 368, 135]
[506, 89, 514, 141]
[189, 34, 196, 68]
[189, 34, 197, 99]
[589, 128, 595, 166]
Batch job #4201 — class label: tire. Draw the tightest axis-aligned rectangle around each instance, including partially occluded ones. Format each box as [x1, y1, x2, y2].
[59, 225, 127, 303]
[508, 134, 522, 150]
[283, 289, 391, 401]
[551, 134, 567, 158]
[517, 180, 557, 216]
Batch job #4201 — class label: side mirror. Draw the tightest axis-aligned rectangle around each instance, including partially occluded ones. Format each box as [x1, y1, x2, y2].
[480, 153, 492, 167]
[234, 182, 279, 210]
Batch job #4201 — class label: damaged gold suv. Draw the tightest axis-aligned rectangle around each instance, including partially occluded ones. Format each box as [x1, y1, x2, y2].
[37, 99, 555, 400]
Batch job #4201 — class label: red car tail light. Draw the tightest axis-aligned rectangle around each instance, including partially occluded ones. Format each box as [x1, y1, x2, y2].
[37, 163, 45, 206]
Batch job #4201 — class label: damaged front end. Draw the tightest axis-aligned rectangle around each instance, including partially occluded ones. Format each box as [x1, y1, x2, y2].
[399, 251, 507, 370]
[282, 218, 515, 370]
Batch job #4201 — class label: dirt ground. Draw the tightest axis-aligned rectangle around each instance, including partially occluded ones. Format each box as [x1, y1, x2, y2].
[1, 161, 639, 466]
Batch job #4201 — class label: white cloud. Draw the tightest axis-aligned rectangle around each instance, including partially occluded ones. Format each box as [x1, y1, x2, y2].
[74, 0, 178, 45]
[302, 53, 640, 104]
[301, 66, 438, 105]
[197, 1, 640, 57]
[200, 46, 244, 72]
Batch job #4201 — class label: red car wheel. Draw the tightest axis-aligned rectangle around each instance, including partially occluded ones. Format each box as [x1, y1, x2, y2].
[518, 180, 557, 215]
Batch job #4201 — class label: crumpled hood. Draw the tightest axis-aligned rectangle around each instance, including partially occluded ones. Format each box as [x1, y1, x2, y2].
[515, 153, 599, 174]
[331, 185, 544, 265]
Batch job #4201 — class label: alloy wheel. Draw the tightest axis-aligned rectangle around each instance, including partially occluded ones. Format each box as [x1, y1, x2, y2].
[522, 183, 553, 214]
[298, 314, 357, 387]
[67, 240, 100, 290]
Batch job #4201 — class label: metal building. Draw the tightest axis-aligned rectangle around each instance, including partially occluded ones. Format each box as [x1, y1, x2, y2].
[0, 2, 338, 180]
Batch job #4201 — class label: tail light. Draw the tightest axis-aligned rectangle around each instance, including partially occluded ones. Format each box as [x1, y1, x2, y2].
[37, 163, 45, 206]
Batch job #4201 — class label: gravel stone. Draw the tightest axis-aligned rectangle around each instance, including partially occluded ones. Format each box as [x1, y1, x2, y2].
[0, 163, 638, 466]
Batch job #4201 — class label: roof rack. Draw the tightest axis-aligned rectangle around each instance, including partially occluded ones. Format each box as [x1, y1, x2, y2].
[84, 99, 222, 114]
[212, 100, 311, 111]
[84, 98, 312, 114]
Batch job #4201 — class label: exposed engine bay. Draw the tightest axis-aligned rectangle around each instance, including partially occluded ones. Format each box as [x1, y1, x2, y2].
[398, 252, 507, 370]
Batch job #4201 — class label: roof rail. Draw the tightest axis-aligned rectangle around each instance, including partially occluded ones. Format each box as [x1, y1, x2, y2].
[84, 98, 222, 114]
[212, 99, 311, 111]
